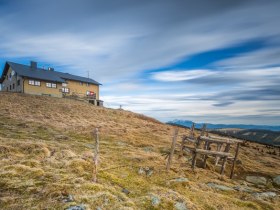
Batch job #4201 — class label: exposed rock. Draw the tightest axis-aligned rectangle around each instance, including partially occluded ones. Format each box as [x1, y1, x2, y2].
[146, 168, 153, 177]
[233, 186, 254, 193]
[66, 205, 85, 210]
[96, 207, 102, 210]
[122, 188, 130, 195]
[62, 194, 74, 203]
[138, 167, 154, 177]
[174, 202, 188, 210]
[138, 167, 145, 175]
[273, 175, 280, 187]
[252, 192, 277, 200]
[207, 183, 234, 191]
[169, 177, 189, 183]
[246, 176, 267, 186]
[151, 195, 161, 207]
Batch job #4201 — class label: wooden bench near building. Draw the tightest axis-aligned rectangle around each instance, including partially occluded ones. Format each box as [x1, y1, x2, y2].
[166, 124, 243, 179]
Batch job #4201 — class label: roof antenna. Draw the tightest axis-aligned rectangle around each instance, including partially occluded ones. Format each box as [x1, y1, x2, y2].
[87, 70, 89, 79]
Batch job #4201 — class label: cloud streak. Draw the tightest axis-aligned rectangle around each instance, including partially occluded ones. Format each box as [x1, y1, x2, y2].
[151, 70, 214, 82]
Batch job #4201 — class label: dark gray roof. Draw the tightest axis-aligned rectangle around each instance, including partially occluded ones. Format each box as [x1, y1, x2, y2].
[1, 62, 101, 85]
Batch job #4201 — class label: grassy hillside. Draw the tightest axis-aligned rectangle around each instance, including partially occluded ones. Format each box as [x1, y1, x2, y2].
[0, 92, 279, 210]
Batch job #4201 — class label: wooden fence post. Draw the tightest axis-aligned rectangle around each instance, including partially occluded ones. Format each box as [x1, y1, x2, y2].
[166, 128, 179, 171]
[230, 143, 240, 179]
[215, 143, 222, 166]
[191, 137, 200, 170]
[220, 143, 231, 175]
[202, 141, 210, 168]
[93, 128, 99, 182]
[190, 123, 195, 138]
[178, 136, 186, 159]
[201, 124, 207, 137]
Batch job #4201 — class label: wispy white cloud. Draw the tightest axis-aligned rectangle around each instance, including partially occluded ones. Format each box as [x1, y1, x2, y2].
[102, 94, 280, 125]
[215, 46, 280, 70]
[151, 70, 215, 82]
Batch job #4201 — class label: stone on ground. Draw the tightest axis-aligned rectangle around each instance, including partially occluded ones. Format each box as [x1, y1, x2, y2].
[252, 192, 277, 200]
[150, 195, 161, 207]
[246, 176, 267, 185]
[174, 202, 188, 210]
[273, 175, 280, 187]
[66, 205, 86, 210]
[207, 183, 234, 191]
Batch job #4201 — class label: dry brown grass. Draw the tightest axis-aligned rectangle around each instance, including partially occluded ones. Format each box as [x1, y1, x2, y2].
[0, 92, 279, 210]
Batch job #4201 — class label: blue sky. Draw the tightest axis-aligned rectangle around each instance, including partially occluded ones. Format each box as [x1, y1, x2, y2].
[0, 0, 280, 125]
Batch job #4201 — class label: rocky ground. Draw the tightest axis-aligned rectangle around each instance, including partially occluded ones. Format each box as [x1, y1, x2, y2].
[0, 92, 279, 210]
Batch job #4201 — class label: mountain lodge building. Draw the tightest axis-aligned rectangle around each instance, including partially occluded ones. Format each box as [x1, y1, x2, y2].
[0, 61, 103, 106]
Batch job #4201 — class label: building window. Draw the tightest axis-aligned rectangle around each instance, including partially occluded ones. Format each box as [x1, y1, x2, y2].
[10, 85, 11, 90]
[17, 80, 20, 86]
[29, 80, 35, 85]
[46, 83, 57, 88]
[35, 81, 41, 86]
[29, 80, 40, 86]
[12, 84, 15, 89]
[86, 83, 90, 87]
[62, 87, 70, 93]
[79, 82, 83, 86]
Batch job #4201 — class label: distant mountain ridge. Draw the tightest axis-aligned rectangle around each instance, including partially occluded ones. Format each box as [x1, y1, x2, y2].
[212, 129, 280, 146]
[168, 120, 280, 132]
[167, 120, 280, 146]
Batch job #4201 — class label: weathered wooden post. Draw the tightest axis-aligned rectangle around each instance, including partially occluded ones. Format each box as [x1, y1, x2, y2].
[202, 141, 210, 168]
[166, 128, 179, 171]
[178, 135, 186, 159]
[190, 123, 195, 138]
[230, 143, 240, 179]
[220, 143, 231, 175]
[215, 143, 222, 166]
[201, 124, 207, 136]
[191, 137, 200, 170]
[93, 128, 99, 182]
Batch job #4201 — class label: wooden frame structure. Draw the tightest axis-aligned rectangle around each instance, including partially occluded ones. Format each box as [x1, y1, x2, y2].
[166, 124, 243, 179]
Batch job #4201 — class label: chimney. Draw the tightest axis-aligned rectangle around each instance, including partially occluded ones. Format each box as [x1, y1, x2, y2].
[48, 67, 54, 71]
[30, 61, 37, 69]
